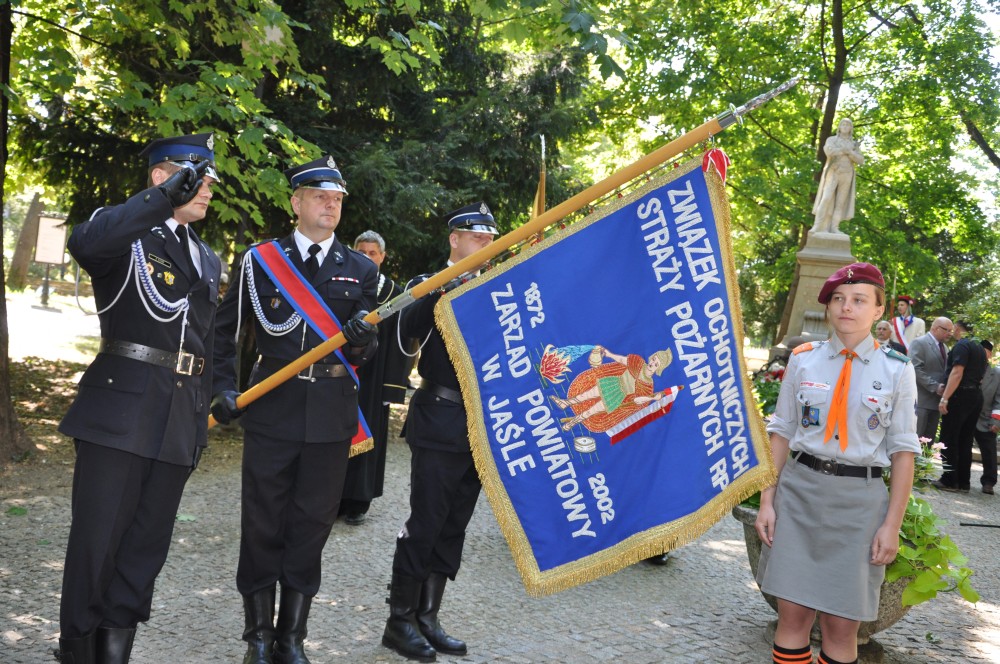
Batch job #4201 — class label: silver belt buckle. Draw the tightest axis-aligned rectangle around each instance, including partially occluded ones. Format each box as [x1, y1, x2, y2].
[175, 351, 196, 375]
[297, 364, 317, 382]
[819, 458, 837, 475]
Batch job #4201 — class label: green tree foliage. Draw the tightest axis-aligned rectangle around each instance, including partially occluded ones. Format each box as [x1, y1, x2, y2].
[606, 0, 1000, 344]
[9, 0, 322, 247]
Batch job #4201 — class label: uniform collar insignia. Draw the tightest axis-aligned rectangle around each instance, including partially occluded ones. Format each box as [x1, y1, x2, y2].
[333, 250, 344, 263]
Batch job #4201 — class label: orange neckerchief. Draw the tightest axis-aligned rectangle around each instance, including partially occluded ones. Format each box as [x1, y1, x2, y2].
[823, 348, 858, 452]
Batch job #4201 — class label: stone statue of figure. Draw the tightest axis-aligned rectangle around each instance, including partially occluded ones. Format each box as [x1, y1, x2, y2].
[811, 118, 864, 234]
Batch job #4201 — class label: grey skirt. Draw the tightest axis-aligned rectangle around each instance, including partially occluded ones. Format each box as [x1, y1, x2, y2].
[756, 458, 890, 621]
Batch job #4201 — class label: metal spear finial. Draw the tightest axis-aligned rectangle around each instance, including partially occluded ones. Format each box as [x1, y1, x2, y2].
[717, 76, 801, 129]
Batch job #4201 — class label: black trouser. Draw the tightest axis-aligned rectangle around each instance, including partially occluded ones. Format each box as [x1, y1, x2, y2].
[939, 388, 984, 489]
[973, 428, 998, 487]
[60, 441, 190, 638]
[392, 446, 481, 580]
[237, 430, 350, 596]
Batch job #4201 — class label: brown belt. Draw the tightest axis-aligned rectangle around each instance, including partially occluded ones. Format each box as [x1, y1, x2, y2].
[259, 357, 348, 380]
[100, 338, 204, 376]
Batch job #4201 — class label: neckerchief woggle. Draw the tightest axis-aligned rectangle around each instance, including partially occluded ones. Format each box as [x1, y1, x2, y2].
[250, 241, 373, 448]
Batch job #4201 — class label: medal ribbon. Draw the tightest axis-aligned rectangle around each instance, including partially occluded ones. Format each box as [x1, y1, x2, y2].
[823, 349, 856, 453]
[249, 241, 372, 447]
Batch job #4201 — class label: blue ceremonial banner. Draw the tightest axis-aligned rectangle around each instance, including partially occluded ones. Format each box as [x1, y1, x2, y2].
[437, 158, 775, 595]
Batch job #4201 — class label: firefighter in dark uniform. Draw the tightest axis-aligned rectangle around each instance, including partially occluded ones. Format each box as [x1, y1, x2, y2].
[211, 156, 378, 664]
[56, 133, 222, 664]
[382, 202, 497, 662]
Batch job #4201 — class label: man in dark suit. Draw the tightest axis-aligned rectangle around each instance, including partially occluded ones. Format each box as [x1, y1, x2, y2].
[910, 317, 953, 442]
[57, 133, 222, 663]
[211, 156, 378, 664]
[338, 230, 412, 525]
[382, 202, 497, 662]
[936, 320, 989, 492]
[974, 340, 999, 495]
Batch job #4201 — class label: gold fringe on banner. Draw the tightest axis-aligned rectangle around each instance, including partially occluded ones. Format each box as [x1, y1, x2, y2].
[435, 156, 776, 596]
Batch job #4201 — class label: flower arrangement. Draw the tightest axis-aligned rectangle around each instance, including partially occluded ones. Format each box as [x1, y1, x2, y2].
[747, 373, 979, 608]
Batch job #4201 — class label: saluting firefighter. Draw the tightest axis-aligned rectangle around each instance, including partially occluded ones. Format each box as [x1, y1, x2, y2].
[382, 203, 497, 662]
[211, 156, 378, 664]
[754, 263, 919, 664]
[57, 133, 222, 664]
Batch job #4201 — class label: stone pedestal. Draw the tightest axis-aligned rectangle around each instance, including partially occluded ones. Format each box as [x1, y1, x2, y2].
[772, 231, 855, 359]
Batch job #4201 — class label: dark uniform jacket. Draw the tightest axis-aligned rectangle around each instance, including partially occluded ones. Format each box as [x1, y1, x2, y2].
[59, 188, 222, 467]
[399, 275, 470, 452]
[212, 233, 378, 443]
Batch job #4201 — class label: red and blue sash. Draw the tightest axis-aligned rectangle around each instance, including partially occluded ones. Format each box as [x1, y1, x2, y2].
[250, 240, 372, 449]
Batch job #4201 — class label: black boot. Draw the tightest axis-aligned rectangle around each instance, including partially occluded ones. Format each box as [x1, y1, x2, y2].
[417, 573, 467, 656]
[242, 585, 276, 664]
[53, 633, 95, 664]
[272, 588, 311, 664]
[95, 627, 136, 664]
[382, 573, 436, 662]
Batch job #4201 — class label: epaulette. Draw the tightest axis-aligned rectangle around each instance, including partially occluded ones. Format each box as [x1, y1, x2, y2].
[883, 347, 911, 363]
[792, 340, 825, 355]
[248, 238, 281, 249]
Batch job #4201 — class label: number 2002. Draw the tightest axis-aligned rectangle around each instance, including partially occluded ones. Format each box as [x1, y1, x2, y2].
[588, 473, 615, 524]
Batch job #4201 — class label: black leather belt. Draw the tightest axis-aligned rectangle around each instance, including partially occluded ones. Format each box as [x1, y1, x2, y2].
[793, 451, 883, 479]
[100, 338, 204, 376]
[418, 379, 462, 404]
[259, 357, 348, 380]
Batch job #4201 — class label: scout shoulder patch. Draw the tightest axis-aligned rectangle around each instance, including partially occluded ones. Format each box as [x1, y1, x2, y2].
[792, 340, 824, 355]
[884, 347, 910, 363]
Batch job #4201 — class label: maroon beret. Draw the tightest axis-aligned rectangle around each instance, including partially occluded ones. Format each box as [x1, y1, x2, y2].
[817, 262, 885, 304]
[896, 294, 916, 305]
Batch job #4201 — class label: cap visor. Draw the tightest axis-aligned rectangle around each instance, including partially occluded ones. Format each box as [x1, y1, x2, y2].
[455, 223, 498, 235]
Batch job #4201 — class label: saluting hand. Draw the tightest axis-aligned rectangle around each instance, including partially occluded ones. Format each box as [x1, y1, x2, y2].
[158, 160, 211, 208]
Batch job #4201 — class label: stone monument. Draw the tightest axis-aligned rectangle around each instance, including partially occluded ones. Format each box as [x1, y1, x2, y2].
[773, 118, 863, 357]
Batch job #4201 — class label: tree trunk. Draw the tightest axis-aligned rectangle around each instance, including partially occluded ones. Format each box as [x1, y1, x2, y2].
[7, 191, 44, 291]
[0, 0, 33, 465]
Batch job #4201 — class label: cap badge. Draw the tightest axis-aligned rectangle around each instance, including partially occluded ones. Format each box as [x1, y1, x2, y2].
[206, 133, 215, 151]
[479, 202, 490, 215]
[327, 156, 337, 169]
[846, 268, 853, 278]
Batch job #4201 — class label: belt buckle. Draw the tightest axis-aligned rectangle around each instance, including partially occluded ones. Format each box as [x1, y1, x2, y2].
[297, 364, 317, 382]
[819, 458, 838, 475]
[175, 351, 196, 375]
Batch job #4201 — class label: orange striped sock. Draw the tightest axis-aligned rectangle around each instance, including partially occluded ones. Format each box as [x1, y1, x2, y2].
[773, 643, 812, 664]
[817, 650, 856, 664]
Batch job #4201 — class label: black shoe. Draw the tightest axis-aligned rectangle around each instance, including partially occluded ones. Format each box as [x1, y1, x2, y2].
[54, 633, 96, 664]
[645, 553, 671, 566]
[983, 485, 995, 495]
[344, 512, 367, 526]
[417, 573, 466, 656]
[95, 627, 136, 664]
[383, 573, 436, 662]
[273, 588, 311, 664]
[932, 480, 960, 492]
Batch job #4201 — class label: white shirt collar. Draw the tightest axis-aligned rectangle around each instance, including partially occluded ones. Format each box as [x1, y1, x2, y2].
[293, 230, 335, 263]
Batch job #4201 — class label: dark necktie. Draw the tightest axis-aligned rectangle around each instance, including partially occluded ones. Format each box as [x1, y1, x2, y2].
[938, 341, 947, 365]
[306, 244, 321, 279]
[175, 225, 199, 277]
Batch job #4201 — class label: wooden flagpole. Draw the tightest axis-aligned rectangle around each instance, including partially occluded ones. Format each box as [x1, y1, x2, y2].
[210, 77, 799, 427]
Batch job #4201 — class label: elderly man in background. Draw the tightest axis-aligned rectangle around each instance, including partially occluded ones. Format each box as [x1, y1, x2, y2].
[909, 317, 953, 442]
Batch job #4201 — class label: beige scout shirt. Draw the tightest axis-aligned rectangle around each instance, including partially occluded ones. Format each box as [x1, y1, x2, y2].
[766, 335, 920, 467]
